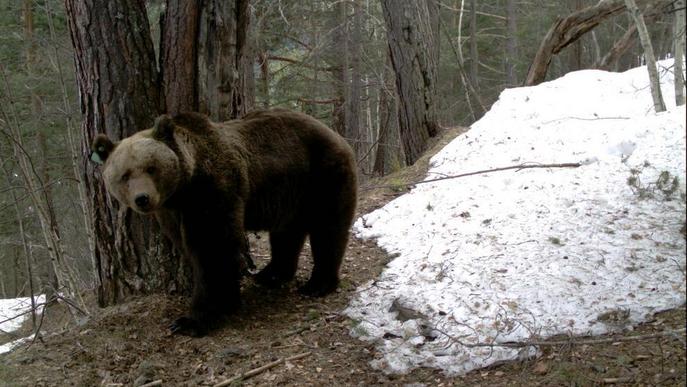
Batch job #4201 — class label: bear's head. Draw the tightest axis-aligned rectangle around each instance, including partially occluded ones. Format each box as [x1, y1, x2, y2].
[90, 115, 183, 214]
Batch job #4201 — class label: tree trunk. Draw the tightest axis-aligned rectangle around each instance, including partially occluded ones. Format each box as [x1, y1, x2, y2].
[505, 0, 518, 85]
[624, 0, 666, 112]
[373, 60, 402, 175]
[197, 0, 254, 120]
[329, 0, 349, 136]
[381, 0, 440, 165]
[22, 0, 34, 72]
[674, 0, 685, 106]
[525, 0, 626, 86]
[469, 0, 479, 89]
[160, 0, 200, 114]
[258, 51, 270, 108]
[65, 0, 189, 307]
[570, 0, 585, 72]
[348, 0, 363, 164]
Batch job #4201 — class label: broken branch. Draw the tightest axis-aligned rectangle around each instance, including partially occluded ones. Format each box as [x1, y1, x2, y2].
[213, 351, 311, 387]
[364, 162, 582, 191]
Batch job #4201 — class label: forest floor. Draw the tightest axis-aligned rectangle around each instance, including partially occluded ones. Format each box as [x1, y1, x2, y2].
[1, 127, 685, 386]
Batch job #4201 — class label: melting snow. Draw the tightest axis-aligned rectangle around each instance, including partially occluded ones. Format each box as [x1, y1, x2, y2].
[346, 59, 686, 375]
[0, 295, 45, 354]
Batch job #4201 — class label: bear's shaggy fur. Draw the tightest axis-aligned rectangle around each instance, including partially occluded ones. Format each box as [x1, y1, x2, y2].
[91, 109, 357, 336]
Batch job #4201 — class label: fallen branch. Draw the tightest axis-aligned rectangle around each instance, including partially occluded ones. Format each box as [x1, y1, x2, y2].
[139, 380, 162, 387]
[540, 116, 630, 124]
[499, 327, 686, 348]
[440, 327, 686, 349]
[213, 351, 311, 387]
[363, 162, 582, 191]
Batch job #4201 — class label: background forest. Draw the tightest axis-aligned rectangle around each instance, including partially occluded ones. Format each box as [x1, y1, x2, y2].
[0, 0, 683, 311]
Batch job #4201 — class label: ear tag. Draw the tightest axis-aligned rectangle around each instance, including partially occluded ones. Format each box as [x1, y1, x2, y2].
[90, 151, 104, 165]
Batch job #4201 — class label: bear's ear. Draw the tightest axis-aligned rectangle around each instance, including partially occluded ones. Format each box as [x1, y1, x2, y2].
[152, 114, 175, 142]
[90, 134, 115, 165]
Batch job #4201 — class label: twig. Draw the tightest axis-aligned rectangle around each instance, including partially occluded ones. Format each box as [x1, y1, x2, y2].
[602, 376, 634, 384]
[540, 116, 630, 124]
[363, 162, 582, 191]
[139, 381, 162, 387]
[213, 351, 311, 387]
[284, 324, 312, 337]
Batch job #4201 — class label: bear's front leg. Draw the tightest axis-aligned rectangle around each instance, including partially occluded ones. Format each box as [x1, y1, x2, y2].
[170, 209, 245, 337]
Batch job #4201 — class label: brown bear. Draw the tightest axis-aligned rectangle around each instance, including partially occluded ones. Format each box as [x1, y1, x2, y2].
[90, 109, 357, 336]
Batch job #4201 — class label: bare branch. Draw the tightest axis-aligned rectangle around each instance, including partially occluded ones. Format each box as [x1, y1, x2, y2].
[364, 162, 582, 191]
[213, 351, 311, 387]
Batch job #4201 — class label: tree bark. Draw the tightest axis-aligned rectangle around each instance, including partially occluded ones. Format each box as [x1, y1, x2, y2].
[160, 0, 200, 114]
[381, 0, 440, 165]
[624, 0, 666, 112]
[65, 0, 189, 306]
[525, 0, 626, 86]
[372, 60, 402, 175]
[197, 0, 254, 120]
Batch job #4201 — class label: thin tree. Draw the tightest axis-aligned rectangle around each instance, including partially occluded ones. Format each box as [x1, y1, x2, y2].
[0, 153, 36, 328]
[372, 58, 402, 175]
[624, 0, 666, 112]
[0, 64, 85, 315]
[348, 0, 363, 165]
[674, 0, 685, 106]
[329, 0, 349, 136]
[505, 0, 518, 86]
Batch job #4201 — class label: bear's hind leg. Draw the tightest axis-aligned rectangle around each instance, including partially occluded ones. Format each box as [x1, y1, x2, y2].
[255, 228, 306, 287]
[299, 222, 350, 297]
[299, 166, 356, 297]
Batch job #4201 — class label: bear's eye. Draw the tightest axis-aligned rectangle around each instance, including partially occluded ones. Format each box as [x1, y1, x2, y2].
[121, 172, 130, 183]
[146, 166, 157, 175]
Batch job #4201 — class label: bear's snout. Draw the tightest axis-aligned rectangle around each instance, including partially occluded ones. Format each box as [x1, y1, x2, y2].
[135, 194, 151, 210]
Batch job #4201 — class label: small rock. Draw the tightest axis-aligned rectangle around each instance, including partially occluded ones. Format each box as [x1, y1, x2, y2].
[389, 298, 427, 322]
[533, 361, 548, 375]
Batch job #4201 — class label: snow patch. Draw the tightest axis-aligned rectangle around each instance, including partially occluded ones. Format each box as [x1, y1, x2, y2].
[346, 59, 686, 375]
[0, 295, 45, 354]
